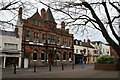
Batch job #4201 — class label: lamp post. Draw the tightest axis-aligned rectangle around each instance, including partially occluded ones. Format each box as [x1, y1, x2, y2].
[45, 34, 48, 66]
[72, 54, 74, 69]
[71, 34, 74, 69]
[34, 63, 36, 72]
[49, 63, 51, 71]
[13, 59, 16, 74]
[54, 47, 57, 66]
[83, 49, 86, 64]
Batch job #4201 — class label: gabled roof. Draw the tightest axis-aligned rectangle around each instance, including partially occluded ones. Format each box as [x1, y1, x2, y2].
[81, 42, 94, 48]
[44, 8, 55, 23]
[74, 39, 82, 45]
[91, 41, 103, 44]
[27, 9, 41, 20]
[74, 39, 94, 48]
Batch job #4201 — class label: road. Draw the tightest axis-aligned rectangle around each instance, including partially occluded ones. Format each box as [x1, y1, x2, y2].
[2, 64, 119, 79]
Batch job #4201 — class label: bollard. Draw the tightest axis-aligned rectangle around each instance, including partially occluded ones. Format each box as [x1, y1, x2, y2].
[13, 64, 16, 74]
[62, 63, 64, 70]
[72, 63, 74, 69]
[34, 64, 36, 72]
[49, 63, 51, 71]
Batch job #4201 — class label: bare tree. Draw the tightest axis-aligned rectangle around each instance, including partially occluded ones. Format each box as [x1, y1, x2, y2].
[0, 0, 37, 30]
[0, 0, 120, 59]
[38, 0, 120, 58]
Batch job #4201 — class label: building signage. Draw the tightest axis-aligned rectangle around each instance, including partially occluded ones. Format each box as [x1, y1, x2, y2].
[29, 42, 44, 45]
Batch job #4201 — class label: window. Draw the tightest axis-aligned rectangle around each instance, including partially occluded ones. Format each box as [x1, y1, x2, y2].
[69, 39, 72, 47]
[102, 48, 104, 53]
[76, 41, 78, 45]
[34, 32, 39, 42]
[25, 30, 30, 41]
[42, 34, 46, 43]
[41, 53, 45, 60]
[63, 54, 67, 60]
[63, 38, 67, 47]
[33, 50, 37, 61]
[68, 39, 72, 47]
[33, 19, 41, 26]
[57, 36, 60, 45]
[51, 35, 55, 44]
[47, 34, 51, 44]
[56, 54, 59, 60]
[80, 42, 82, 45]
[76, 49, 78, 53]
[45, 34, 56, 44]
[4, 43, 18, 50]
[107, 49, 109, 54]
[69, 53, 72, 58]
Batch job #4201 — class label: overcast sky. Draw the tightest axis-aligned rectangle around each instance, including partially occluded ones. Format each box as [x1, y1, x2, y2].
[0, 0, 119, 44]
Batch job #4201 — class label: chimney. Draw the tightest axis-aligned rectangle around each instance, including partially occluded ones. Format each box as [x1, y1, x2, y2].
[41, 8, 46, 19]
[61, 21, 65, 30]
[15, 27, 18, 34]
[87, 39, 91, 44]
[84, 39, 86, 43]
[66, 28, 69, 33]
[18, 7, 22, 21]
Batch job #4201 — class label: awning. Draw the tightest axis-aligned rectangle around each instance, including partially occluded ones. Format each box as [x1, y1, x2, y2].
[0, 49, 22, 54]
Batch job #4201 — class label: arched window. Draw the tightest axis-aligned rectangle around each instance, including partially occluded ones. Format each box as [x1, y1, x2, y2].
[41, 52, 45, 60]
[56, 53, 59, 60]
[63, 54, 66, 60]
[33, 50, 37, 61]
[69, 53, 72, 58]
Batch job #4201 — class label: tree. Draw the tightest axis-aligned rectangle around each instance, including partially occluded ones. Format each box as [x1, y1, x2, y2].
[39, 0, 120, 58]
[0, 0, 120, 59]
[0, 0, 37, 29]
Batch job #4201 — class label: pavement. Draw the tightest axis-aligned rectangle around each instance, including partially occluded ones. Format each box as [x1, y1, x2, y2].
[1, 64, 120, 79]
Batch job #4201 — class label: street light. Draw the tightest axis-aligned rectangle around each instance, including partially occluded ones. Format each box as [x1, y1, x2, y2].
[54, 47, 57, 66]
[45, 34, 48, 66]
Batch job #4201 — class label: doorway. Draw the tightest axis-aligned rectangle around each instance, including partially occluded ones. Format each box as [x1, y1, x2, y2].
[48, 53, 54, 65]
[6, 57, 18, 67]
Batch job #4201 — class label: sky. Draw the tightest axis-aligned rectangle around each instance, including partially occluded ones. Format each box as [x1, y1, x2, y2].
[0, 0, 119, 44]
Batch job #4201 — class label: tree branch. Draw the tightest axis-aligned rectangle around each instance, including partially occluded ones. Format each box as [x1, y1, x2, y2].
[111, 15, 120, 23]
[109, 2, 120, 13]
[39, 0, 74, 20]
[0, 1, 19, 10]
[82, 2, 120, 56]
[102, 2, 119, 42]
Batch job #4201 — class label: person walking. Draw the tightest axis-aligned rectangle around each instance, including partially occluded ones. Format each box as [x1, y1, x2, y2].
[83, 56, 87, 64]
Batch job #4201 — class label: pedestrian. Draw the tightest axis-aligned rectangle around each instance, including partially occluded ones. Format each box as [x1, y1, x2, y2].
[80, 56, 83, 64]
[83, 56, 87, 64]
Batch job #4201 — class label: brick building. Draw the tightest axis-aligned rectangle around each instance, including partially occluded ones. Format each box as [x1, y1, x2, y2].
[16, 7, 74, 67]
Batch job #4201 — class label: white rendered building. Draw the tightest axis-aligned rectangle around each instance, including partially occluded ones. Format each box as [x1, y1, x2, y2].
[0, 29, 22, 68]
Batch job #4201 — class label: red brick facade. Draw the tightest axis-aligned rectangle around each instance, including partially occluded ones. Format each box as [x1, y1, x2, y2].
[20, 8, 74, 66]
